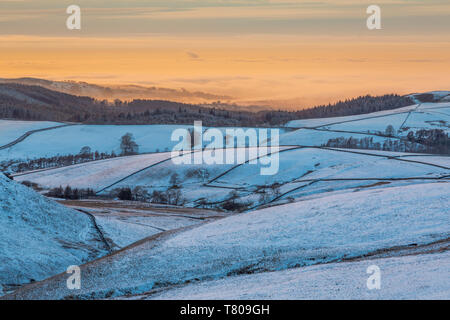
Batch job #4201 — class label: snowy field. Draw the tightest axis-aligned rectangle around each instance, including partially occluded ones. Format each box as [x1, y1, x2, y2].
[4, 182, 449, 299]
[14, 152, 173, 191]
[0, 120, 62, 146]
[285, 102, 450, 138]
[209, 147, 448, 188]
[279, 128, 390, 146]
[149, 251, 450, 300]
[12, 145, 448, 209]
[62, 200, 226, 250]
[12, 146, 292, 191]
[322, 112, 409, 134]
[0, 98, 449, 300]
[285, 105, 417, 128]
[0, 124, 189, 162]
[0, 123, 275, 163]
[401, 111, 450, 134]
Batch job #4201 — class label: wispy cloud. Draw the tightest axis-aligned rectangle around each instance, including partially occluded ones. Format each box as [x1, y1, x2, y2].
[0, 0, 448, 36]
[186, 52, 201, 60]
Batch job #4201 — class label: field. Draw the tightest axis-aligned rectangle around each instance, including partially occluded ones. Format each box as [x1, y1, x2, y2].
[0, 97, 449, 299]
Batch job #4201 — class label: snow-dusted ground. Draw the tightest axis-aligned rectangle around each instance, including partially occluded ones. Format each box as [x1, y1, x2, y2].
[285, 102, 450, 138]
[210, 148, 448, 189]
[322, 113, 408, 134]
[285, 105, 417, 128]
[5, 182, 449, 299]
[62, 201, 226, 249]
[14, 152, 172, 191]
[0, 124, 188, 162]
[0, 174, 108, 292]
[0, 124, 274, 163]
[12, 146, 293, 193]
[105, 147, 277, 191]
[394, 155, 450, 168]
[14, 143, 446, 209]
[279, 128, 389, 146]
[271, 179, 445, 206]
[148, 251, 450, 300]
[1, 99, 449, 300]
[401, 111, 450, 134]
[0, 120, 62, 146]
[1, 102, 448, 165]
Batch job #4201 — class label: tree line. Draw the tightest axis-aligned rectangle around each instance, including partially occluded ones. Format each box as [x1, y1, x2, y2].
[324, 128, 450, 154]
[1, 133, 142, 173]
[0, 83, 413, 127]
[1, 148, 119, 173]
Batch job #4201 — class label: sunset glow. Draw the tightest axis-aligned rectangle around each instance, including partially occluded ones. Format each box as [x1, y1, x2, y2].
[1, 0, 449, 108]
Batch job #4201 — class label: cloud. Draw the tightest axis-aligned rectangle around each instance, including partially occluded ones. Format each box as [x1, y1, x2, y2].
[186, 52, 200, 60]
[0, 0, 448, 36]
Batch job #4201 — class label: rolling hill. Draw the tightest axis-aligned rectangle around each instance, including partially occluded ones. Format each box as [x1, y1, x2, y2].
[3, 182, 449, 299]
[0, 91, 448, 299]
[0, 174, 109, 294]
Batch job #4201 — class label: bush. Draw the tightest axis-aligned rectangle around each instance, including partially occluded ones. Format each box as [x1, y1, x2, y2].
[117, 188, 133, 201]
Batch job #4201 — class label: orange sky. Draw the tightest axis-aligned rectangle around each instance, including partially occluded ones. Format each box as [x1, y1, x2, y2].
[0, 1, 449, 108]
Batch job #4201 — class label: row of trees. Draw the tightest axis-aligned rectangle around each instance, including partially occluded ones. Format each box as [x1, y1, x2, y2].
[406, 129, 450, 154]
[114, 186, 184, 206]
[45, 185, 96, 200]
[1, 149, 119, 173]
[324, 129, 450, 154]
[1, 133, 139, 173]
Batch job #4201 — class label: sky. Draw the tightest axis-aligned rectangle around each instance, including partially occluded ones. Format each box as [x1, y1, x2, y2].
[0, 0, 449, 108]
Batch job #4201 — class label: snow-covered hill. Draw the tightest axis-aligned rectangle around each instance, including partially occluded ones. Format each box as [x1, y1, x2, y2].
[0, 124, 190, 163]
[1, 95, 448, 300]
[0, 174, 108, 293]
[4, 182, 449, 299]
[0, 122, 276, 165]
[13, 152, 173, 191]
[285, 102, 449, 136]
[148, 250, 450, 300]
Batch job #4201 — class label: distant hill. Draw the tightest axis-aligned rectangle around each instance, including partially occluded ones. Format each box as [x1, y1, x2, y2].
[0, 77, 232, 104]
[0, 82, 414, 126]
[0, 83, 257, 126]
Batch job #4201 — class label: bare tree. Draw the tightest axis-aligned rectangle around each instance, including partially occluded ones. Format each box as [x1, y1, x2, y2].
[120, 133, 139, 155]
[169, 173, 180, 187]
[385, 125, 396, 137]
[79, 146, 92, 155]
